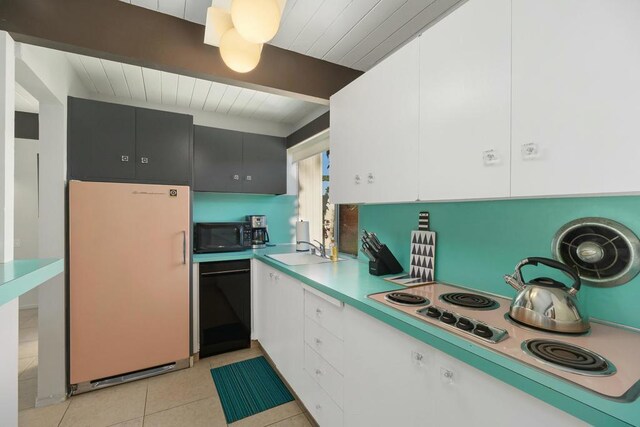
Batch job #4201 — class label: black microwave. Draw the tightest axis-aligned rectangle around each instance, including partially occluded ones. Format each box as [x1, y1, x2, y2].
[194, 222, 253, 253]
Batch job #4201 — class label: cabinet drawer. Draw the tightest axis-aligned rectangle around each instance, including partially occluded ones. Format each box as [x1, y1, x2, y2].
[304, 318, 343, 373]
[301, 371, 343, 427]
[304, 344, 344, 408]
[304, 289, 344, 340]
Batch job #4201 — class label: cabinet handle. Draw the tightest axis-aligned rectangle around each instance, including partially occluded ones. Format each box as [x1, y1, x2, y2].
[121, 155, 129, 162]
[521, 142, 539, 160]
[141, 157, 149, 164]
[269, 272, 274, 279]
[315, 368, 323, 376]
[233, 174, 240, 181]
[245, 175, 252, 181]
[314, 338, 322, 345]
[355, 174, 361, 184]
[482, 149, 500, 166]
[367, 172, 374, 183]
[315, 404, 322, 411]
[315, 308, 322, 316]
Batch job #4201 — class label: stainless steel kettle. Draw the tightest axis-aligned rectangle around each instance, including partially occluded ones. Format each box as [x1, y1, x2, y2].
[504, 257, 590, 333]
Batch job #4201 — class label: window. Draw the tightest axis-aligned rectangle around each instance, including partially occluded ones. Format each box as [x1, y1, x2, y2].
[295, 140, 358, 255]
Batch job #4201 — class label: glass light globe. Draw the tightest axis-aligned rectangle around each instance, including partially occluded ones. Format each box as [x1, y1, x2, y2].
[231, 0, 281, 44]
[219, 28, 263, 73]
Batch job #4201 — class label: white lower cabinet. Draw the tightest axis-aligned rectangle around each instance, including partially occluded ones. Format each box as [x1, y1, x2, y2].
[254, 262, 584, 426]
[252, 260, 304, 391]
[343, 305, 585, 426]
[343, 306, 436, 426]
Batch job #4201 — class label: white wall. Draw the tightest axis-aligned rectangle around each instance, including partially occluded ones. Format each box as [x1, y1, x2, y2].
[15, 138, 39, 309]
[0, 299, 19, 427]
[15, 42, 88, 407]
[0, 30, 18, 427]
[0, 32, 14, 263]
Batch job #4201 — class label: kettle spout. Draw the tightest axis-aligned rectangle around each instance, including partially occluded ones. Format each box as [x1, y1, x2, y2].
[504, 274, 524, 292]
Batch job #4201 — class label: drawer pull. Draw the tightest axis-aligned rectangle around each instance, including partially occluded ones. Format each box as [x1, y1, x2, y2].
[314, 338, 322, 345]
[315, 368, 323, 376]
[315, 308, 322, 316]
[316, 404, 322, 411]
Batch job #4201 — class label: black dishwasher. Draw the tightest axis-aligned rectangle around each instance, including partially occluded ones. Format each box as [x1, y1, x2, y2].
[199, 260, 251, 358]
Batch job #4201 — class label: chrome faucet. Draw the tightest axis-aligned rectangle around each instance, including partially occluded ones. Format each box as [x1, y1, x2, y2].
[297, 240, 327, 258]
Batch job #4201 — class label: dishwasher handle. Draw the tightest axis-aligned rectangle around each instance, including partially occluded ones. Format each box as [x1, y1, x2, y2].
[200, 269, 251, 276]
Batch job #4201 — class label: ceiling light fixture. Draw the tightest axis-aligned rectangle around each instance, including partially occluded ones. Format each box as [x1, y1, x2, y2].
[219, 28, 263, 73]
[231, 0, 283, 44]
[204, 0, 286, 73]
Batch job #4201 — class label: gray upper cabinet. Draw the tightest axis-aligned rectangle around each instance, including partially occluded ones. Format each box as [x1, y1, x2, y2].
[68, 97, 192, 185]
[194, 127, 244, 193]
[193, 126, 286, 195]
[68, 97, 136, 181]
[135, 108, 192, 185]
[242, 133, 286, 195]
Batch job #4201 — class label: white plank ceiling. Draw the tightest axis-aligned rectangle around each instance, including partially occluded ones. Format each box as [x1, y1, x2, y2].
[65, 52, 324, 125]
[119, 0, 465, 71]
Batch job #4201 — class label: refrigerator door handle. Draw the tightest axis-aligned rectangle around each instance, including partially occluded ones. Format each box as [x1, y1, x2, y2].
[182, 230, 187, 265]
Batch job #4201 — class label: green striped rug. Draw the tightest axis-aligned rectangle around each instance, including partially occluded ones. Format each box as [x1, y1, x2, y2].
[210, 356, 294, 423]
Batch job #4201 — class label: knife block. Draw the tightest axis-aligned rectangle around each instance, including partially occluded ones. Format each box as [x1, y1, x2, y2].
[369, 245, 403, 276]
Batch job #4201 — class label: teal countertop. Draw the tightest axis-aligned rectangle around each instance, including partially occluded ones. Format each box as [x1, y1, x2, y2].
[0, 258, 64, 306]
[195, 245, 638, 426]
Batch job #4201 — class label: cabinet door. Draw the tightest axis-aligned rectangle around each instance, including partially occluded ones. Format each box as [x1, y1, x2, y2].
[511, 0, 640, 197]
[255, 264, 278, 356]
[135, 108, 192, 185]
[362, 38, 420, 203]
[419, 0, 511, 201]
[272, 273, 304, 391]
[193, 126, 243, 192]
[343, 306, 434, 426]
[253, 262, 304, 390]
[68, 97, 136, 181]
[241, 133, 286, 195]
[329, 38, 420, 204]
[329, 75, 365, 204]
[431, 349, 584, 426]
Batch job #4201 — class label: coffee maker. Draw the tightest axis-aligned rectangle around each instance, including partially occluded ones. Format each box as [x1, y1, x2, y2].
[246, 215, 269, 249]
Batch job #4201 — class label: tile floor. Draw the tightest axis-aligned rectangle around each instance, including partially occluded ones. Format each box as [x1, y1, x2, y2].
[18, 340, 316, 427]
[19, 308, 39, 412]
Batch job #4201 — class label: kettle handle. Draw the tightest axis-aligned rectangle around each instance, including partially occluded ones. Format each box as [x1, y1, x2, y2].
[517, 257, 581, 293]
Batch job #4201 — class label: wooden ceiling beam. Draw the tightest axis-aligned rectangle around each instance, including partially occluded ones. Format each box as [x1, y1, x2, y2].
[0, 0, 362, 104]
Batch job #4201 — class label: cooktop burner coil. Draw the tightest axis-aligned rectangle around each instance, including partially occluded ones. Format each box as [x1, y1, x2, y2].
[522, 339, 616, 376]
[439, 292, 499, 310]
[384, 292, 429, 306]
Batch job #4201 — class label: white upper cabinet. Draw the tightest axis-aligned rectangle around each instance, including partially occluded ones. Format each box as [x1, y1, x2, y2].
[511, 0, 640, 197]
[419, 0, 511, 201]
[330, 39, 420, 205]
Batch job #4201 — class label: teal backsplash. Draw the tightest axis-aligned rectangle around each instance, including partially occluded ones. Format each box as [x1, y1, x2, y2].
[360, 196, 640, 329]
[193, 193, 297, 244]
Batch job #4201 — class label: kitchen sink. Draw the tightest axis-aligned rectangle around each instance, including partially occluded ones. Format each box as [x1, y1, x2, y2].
[265, 252, 345, 266]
